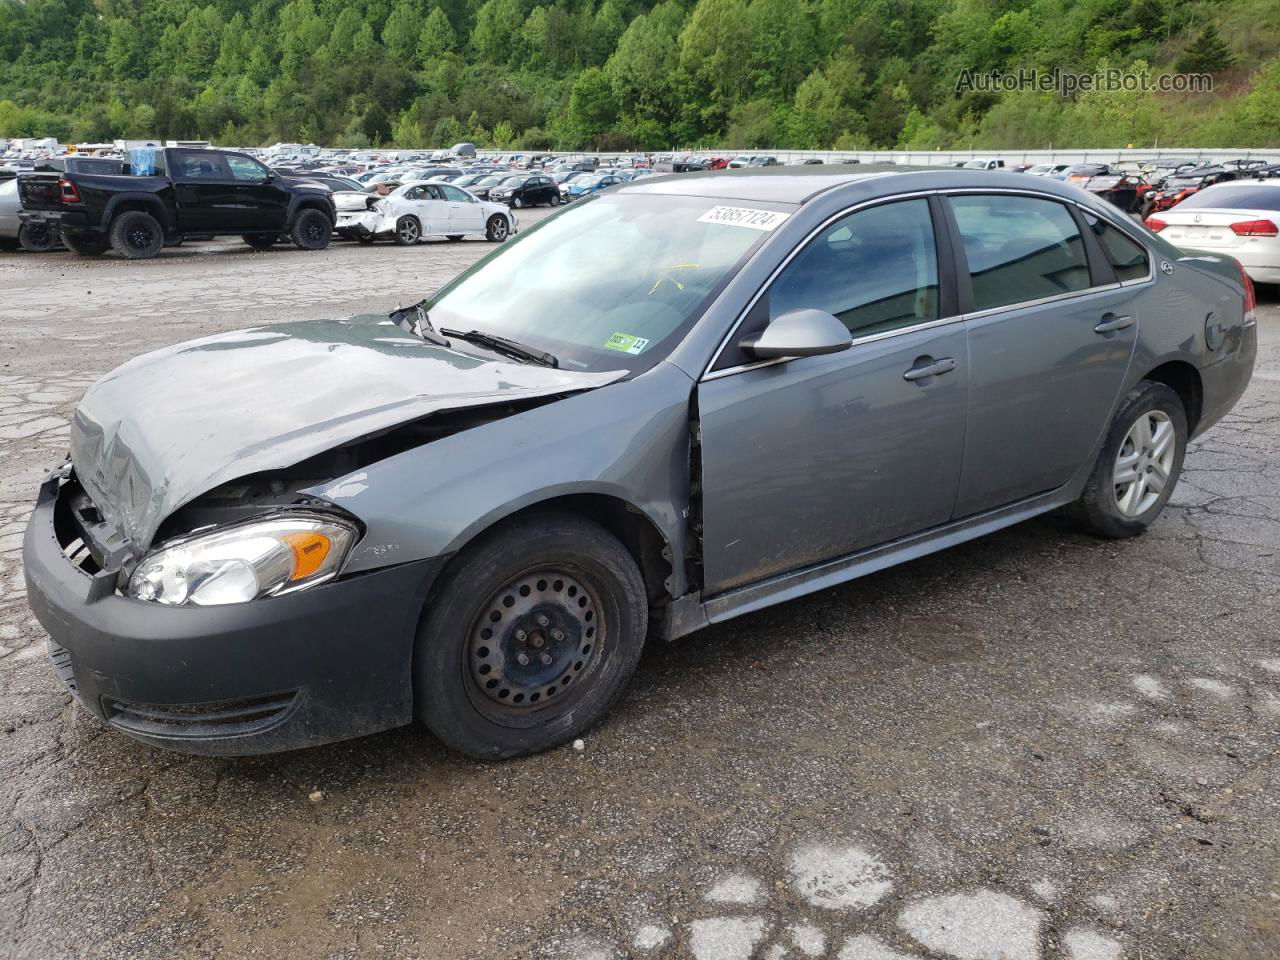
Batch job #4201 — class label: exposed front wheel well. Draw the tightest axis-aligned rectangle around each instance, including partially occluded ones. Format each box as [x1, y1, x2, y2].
[1141, 361, 1203, 434]
[433, 495, 676, 633]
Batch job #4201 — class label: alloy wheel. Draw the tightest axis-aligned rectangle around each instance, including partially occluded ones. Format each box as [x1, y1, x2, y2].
[1113, 409, 1176, 517]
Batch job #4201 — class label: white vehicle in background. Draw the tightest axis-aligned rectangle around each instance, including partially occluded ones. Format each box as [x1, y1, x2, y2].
[1146, 179, 1280, 285]
[334, 180, 515, 245]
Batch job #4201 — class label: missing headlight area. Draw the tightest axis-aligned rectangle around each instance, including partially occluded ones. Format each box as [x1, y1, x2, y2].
[152, 396, 559, 543]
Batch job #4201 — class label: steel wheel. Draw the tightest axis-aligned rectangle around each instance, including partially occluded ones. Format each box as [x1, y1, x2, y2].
[1113, 409, 1176, 517]
[465, 567, 602, 720]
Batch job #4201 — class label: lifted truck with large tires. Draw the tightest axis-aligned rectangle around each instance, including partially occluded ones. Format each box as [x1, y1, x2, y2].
[17, 148, 336, 259]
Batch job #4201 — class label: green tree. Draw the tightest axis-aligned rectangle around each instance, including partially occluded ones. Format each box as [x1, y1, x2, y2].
[383, 1, 424, 62]
[1176, 24, 1236, 74]
[417, 7, 457, 63]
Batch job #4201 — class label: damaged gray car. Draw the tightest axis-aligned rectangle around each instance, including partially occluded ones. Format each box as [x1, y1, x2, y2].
[24, 168, 1257, 759]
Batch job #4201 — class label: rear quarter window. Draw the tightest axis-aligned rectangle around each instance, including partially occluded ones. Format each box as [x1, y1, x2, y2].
[1084, 213, 1150, 283]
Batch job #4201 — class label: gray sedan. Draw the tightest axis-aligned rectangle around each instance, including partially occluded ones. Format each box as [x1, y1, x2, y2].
[23, 168, 1257, 759]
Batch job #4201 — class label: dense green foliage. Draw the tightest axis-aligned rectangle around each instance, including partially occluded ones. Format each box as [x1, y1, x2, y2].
[1, 0, 1278, 149]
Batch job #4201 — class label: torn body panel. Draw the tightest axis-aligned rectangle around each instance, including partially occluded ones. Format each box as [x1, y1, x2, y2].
[69, 314, 625, 554]
[304, 360, 698, 592]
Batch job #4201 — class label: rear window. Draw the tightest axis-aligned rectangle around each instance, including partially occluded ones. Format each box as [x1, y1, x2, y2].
[950, 194, 1091, 311]
[1176, 185, 1280, 211]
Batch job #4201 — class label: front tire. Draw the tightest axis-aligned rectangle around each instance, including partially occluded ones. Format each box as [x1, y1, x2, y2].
[394, 215, 421, 246]
[549, 192, 560, 206]
[1069, 380, 1187, 539]
[485, 215, 510, 242]
[512, 196, 524, 209]
[290, 208, 333, 250]
[108, 211, 164, 259]
[60, 232, 109, 256]
[415, 511, 648, 760]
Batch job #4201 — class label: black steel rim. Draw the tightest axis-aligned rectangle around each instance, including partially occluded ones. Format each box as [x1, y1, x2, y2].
[305, 216, 326, 244]
[465, 567, 602, 719]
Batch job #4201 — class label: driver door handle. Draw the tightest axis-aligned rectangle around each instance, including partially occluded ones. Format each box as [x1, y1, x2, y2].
[1094, 313, 1134, 334]
[903, 357, 957, 381]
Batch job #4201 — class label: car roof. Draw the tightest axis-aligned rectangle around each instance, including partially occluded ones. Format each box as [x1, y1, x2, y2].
[617, 165, 942, 204]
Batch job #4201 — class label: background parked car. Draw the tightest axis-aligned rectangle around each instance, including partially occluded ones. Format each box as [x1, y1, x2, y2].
[489, 174, 561, 208]
[334, 180, 514, 244]
[1144, 166, 1240, 215]
[1145, 179, 1280, 285]
[563, 172, 624, 201]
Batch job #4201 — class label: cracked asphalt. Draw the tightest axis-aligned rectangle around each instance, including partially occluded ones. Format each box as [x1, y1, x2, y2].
[0, 221, 1277, 960]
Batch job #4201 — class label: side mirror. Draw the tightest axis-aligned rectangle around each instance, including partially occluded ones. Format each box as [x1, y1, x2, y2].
[738, 308, 852, 360]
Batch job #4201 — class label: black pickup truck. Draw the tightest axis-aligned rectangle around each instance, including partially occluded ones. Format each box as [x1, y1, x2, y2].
[17, 147, 336, 259]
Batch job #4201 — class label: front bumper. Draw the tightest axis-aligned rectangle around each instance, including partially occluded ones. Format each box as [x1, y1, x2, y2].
[23, 472, 446, 755]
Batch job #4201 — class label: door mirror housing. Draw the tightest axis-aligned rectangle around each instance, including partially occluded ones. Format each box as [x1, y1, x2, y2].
[738, 309, 853, 360]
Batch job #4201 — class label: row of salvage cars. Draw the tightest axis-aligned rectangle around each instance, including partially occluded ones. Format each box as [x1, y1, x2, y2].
[1050, 157, 1280, 217]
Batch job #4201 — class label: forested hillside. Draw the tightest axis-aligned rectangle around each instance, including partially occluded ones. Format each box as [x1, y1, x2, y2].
[1, 0, 1278, 149]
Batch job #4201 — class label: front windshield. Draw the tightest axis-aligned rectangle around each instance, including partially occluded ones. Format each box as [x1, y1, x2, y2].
[478, 174, 506, 186]
[424, 193, 785, 373]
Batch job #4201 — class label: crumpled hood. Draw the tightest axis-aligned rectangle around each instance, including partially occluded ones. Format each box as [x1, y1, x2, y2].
[70, 315, 624, 552]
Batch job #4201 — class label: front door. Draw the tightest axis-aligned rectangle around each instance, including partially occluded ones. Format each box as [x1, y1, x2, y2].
[440, 184, 485, 234]
[698, 197, 969, 595]
[224, 153, 289, 232]
[944, 193, 1140, 516]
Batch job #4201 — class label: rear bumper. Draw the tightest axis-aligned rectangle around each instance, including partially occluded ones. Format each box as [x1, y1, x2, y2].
[1195, 321, 1258, 437]
[19, 208, 92, 231]
[24, 472, 446, 755]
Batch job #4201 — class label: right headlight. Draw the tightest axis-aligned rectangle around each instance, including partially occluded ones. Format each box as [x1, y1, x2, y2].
[127, 513, 358, 606]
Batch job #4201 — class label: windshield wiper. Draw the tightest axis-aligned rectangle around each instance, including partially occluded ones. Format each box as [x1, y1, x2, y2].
[441, 328, 559, 368]
[391, 300, 450, 347]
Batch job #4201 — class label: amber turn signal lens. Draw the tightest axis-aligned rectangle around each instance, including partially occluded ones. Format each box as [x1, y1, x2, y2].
[282, 532, 332, 581]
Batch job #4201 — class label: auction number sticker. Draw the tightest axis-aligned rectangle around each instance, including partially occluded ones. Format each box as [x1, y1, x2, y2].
[696, 206, 790, 231]
[604, 332, 651, 355]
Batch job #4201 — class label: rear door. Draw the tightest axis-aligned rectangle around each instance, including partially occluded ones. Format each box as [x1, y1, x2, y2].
[698, 196, 969, 594]
[945, 192, 1141, 517]
[170, 150, 235, 232]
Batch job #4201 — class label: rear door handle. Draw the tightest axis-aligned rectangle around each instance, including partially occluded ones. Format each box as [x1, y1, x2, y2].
[903, 357, 957, 381]
[1094, 314, 1134, 334]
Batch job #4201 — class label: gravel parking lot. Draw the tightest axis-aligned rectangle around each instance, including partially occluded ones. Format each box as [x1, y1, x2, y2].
[1, 216, 1277, 960]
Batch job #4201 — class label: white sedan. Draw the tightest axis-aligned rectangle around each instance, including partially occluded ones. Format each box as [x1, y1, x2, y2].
[334, 181, 516, 245]
[1146, 179, 1280, 284]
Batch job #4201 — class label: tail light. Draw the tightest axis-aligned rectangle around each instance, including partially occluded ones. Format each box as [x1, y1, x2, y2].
[1229, 219, 1279, 237]
[1145, 216, 1168, 232]
[58, 178, 81, 203]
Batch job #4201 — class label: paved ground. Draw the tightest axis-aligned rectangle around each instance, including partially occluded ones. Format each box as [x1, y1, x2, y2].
[0, 221, 1277, 960]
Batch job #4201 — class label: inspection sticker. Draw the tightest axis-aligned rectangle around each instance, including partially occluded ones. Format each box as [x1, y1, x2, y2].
[696, 205, 790, 231]
[604, 332, 651, 355]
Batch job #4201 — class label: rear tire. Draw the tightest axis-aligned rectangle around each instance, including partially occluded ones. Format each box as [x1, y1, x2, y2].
[394, 216, 421, 246]
[242, 234, 276, 250]
[415, 510, 647, 760]
[290, 208, 332, 250]
[18, 223, 58, 253]
[485, 215, 510, 242]
[61, 233, 109, 256]
[108, 211, 164, 259]
[1068, 380, 1187, 539]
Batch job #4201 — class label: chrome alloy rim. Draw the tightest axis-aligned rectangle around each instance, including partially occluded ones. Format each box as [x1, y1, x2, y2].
[1114, 410, 1176, 517]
